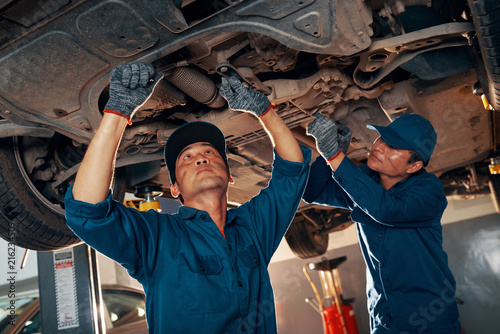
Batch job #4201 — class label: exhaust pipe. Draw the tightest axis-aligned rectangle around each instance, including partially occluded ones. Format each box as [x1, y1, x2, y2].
[165, 67, 226, 109]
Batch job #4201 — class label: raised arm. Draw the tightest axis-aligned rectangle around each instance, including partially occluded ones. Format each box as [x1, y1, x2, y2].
[73, 114, 128, 203]
[73, 62, 162, 204]
[259, 108, 303, 163]
[220, 74, 303, 162]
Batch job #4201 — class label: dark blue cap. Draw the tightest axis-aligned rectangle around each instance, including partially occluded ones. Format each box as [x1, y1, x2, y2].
[164, 121, 228, 185]
[367, 114, 437, 163]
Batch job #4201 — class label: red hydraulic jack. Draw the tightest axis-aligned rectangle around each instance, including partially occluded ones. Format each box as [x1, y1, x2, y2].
[303, 256, 359, 334]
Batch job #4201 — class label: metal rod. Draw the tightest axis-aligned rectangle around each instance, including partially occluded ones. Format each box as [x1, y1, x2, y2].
[21, 249, 29, 269]
[303, 264, 328, 334]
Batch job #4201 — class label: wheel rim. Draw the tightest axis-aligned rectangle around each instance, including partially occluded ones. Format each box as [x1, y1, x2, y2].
[12, 136, 66, 216]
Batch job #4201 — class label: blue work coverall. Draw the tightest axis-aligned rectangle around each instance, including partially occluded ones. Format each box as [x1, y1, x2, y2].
[303, 156, 460, 334]
[65, 147, 311, 334]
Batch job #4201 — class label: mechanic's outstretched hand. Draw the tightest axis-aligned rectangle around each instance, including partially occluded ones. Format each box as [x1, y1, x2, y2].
[307, 113, 345, 161]
[220, 73, 271, 118]
[104, 62, 163, 125]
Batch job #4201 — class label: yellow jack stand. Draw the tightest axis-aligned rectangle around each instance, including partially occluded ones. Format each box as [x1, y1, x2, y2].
[489, 157, 500, 175]
[124, 186, 163, 212]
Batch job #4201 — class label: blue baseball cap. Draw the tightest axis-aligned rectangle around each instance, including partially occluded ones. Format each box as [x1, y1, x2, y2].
[164, 121, 228, 185]
[366, 114, 437, 163]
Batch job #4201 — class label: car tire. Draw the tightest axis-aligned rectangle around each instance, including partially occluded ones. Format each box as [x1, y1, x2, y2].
[489, 173, 500, 213]
[0, 137, 125, 251]
[468, 0, 500, 111]
[285, 215, 329, 259]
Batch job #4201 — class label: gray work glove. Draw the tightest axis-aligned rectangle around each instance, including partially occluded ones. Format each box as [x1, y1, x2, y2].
[307, 113, 341, 161]
[338, 124, 352, 154]
[220, 74, 271, 117]
[104, 62, 163, 124]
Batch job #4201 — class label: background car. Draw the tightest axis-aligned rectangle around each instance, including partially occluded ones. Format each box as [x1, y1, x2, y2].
[0, 285, 147, 334]
[0, 0, 498, 258]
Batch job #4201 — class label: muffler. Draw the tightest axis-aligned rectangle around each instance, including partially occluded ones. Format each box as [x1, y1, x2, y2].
[164, 67, 226, 109]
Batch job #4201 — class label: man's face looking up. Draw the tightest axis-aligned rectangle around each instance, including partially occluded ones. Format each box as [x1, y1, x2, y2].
[170, 142, 231, 201]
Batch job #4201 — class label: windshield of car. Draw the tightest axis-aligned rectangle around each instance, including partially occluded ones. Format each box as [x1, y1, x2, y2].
[102, 289, 146, 327]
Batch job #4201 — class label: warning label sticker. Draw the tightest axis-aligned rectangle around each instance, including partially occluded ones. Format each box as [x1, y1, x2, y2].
[53, 248, 79, 330]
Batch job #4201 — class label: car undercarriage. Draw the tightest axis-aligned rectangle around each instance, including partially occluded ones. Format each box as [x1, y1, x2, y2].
[0, 0, 499, 257]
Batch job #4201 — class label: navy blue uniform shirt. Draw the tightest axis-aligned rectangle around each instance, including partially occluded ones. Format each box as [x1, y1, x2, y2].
[303, 156, 460, 333]
[65, 146, 311, 334]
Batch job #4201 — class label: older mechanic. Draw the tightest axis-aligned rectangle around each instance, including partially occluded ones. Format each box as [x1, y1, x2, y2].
[303, 113, 461, 334]
[64, 62, 310, 333]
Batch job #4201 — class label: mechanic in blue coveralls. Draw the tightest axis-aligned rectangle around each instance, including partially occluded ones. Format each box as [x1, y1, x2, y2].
[64, 62, 311, 333]
[303, 113, 461, 334]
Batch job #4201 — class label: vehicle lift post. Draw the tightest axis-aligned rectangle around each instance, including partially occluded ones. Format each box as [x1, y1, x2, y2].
[37, 244, 105, 333]
[36, 186, 162, 333]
